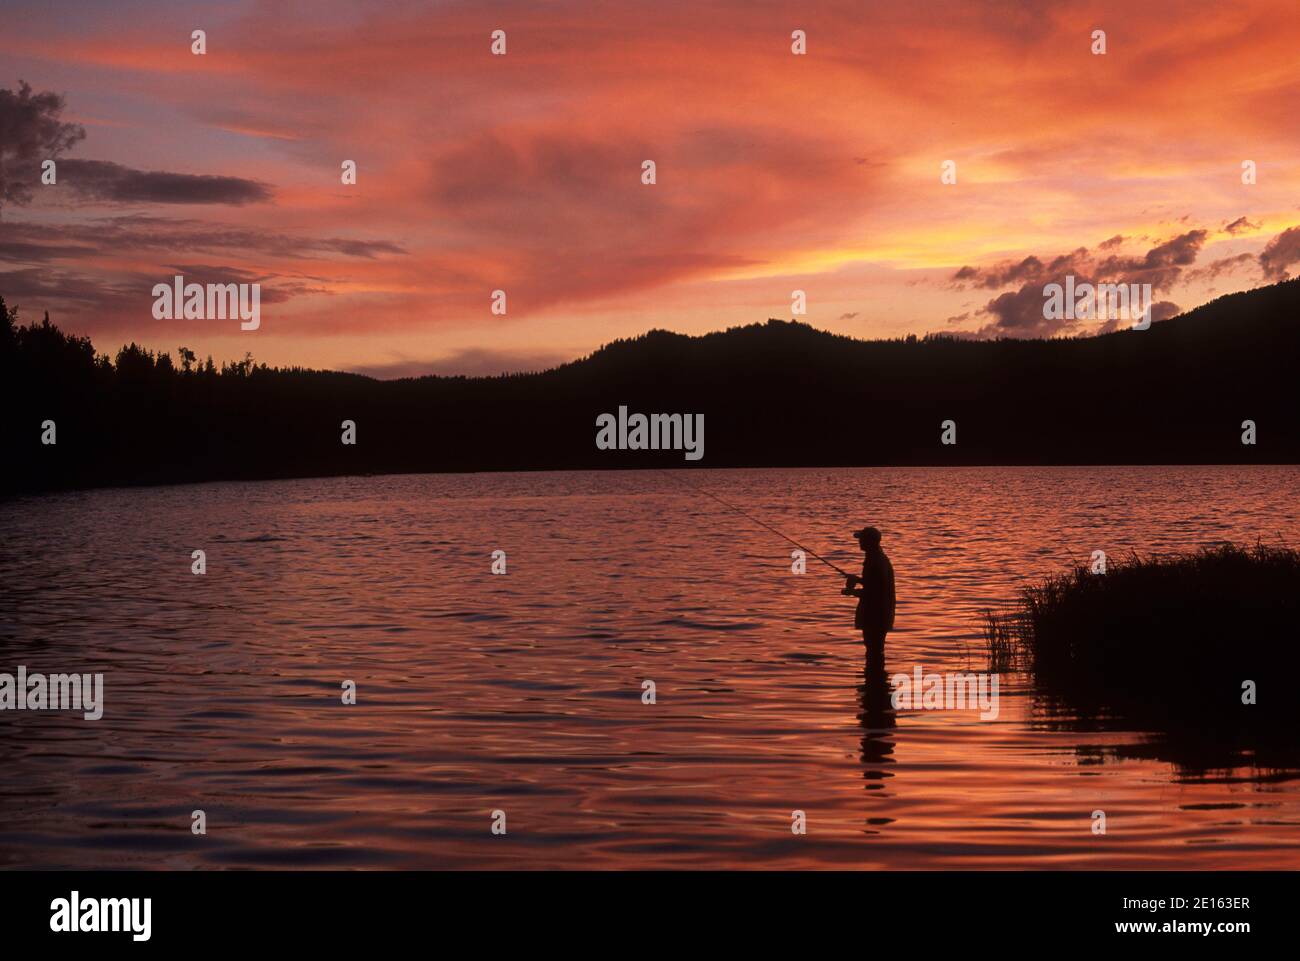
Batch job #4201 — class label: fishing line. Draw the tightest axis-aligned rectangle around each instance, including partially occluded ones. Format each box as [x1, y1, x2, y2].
[655, 469, 853, 578]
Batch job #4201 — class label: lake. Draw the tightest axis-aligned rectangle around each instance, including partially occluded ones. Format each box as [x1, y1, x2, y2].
[1, 466, 1298, 868]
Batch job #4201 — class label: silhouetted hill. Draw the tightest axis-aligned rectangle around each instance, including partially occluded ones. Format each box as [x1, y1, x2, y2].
[3, 279, 1299, 494]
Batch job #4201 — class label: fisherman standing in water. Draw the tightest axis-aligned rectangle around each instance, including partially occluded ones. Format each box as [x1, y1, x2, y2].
[842, 526, 895, 663]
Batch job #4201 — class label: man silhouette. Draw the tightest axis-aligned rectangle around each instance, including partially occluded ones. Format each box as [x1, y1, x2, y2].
[842, 526, 895, 661]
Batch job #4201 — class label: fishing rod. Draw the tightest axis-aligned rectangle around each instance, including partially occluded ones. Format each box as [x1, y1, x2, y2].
[655, 469, 854, 578]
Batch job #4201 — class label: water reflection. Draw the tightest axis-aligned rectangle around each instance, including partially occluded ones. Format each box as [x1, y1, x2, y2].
[856, 648, 899, 844]
[857, 648, 897, 790]
[1, 466, 1298, 868]
[1033, 696, 1300, 783]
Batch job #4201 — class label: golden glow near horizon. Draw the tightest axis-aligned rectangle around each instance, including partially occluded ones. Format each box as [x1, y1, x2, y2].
[4, 0, 1300, 375]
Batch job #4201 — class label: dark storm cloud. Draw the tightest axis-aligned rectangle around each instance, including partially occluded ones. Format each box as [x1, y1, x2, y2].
[0, 216, 407, 263]
[0, 260, 328, 327]
[1141, 229, 1207, 268]
[951, 255, 1049, 289]
[158, 263, 327, 304]
[1259, 226, 1300, 281]
[0, 239, 99, 262]
[981, 283, 1067, 337]
[955, 230, 1210, 338]
[58, 159, 273, 205]
[0, 214, 403, 327]
[0, 81, 86, 208]
[2, 82, 270, 208]
[1096, 300, 1181, 334]
[1186, 252, 1256, 284]
[1151, 301, 1181, 322]
[0, 266, 146, 308]
[2, 84, 272, 210]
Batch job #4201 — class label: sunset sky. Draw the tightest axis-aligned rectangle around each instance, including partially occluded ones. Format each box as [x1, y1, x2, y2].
[3, 0, 1300, 376]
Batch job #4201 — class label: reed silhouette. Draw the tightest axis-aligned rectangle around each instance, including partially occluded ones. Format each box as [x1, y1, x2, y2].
[984, 543, 1300, 777]
[4, 276, 1299, 495]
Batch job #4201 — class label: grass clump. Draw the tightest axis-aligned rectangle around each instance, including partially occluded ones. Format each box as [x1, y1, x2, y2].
[984, 543, 1300, 772]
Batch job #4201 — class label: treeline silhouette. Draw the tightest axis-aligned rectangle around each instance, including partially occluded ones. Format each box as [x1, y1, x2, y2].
[3, 279, 1299, 494]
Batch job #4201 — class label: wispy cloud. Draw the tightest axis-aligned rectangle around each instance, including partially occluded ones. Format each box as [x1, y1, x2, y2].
[57, 159, 272, 205]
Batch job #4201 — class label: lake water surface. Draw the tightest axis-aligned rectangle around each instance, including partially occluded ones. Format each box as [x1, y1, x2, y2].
[1, 466, 1298, 868]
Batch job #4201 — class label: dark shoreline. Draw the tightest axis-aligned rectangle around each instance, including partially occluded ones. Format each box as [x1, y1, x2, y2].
[5, 277, 1298, 495]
